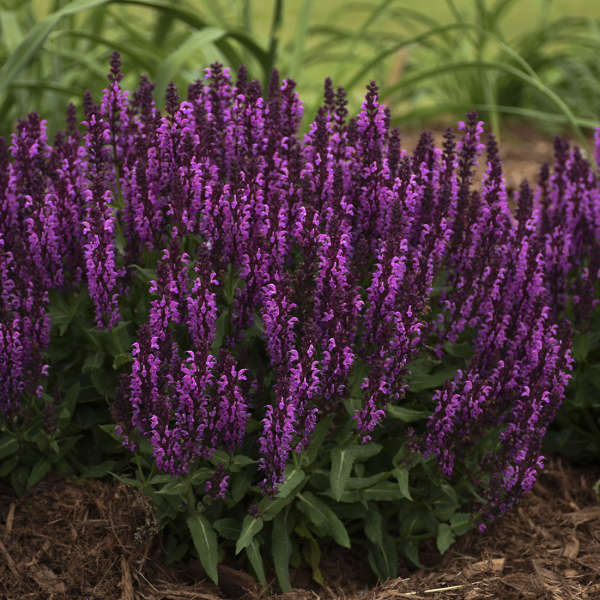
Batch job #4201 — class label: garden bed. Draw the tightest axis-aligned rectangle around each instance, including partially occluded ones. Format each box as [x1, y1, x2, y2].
[1, 456, 598, 599]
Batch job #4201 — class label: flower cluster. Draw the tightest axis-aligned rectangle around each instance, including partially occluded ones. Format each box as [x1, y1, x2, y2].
[1, 55, 597, 525]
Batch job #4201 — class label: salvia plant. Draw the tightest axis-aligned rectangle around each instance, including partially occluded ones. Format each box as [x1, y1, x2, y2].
[0, 53, 598, 591]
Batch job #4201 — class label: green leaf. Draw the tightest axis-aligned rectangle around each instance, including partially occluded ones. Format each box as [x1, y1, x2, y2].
[82, 351, 105, 373]
[443, 340, 473, 359]
[109, 472, 143, 488]
[365, 510, 398, 580]
[112, 352, 133, 369]
[211, 310, 229, 353]
[26, 459, 51, 489]
[232, 454, 257, 467]
[79, 460, 119, 478]
[386, 404, 431, 423]
[230, 470, 253, 503]
[235, 515, 264, 555]
[90, 368, 118, 398]
[131, 264, 157, 283]
[301, 415, 332, 466]
[330, 443, 382, 500]
[187, 512, 219, 584]
[401, 539, 421, 567]
[213, 518, 241, 541]
[57, 382, 79, 429]
[0, 455, 19, 478]
[109, 321, 133, 357]
[436, 522, 456, 554]
[450, 512, 474, 535]
[246, 539, 267, 587]
[408, 364, 458, 392]
[573, 333, 591, 362]
[346, 472, 389, 490]
[297, 492, 350, 548]
[362, 481, 406, 502]
[0, 434, 18, 461]
[260, 467, 306, 521]
[330, 447, 355, 501]
[48, 290, 89, 336]
[156, 480, 189, 496]
[272, 510, 293, 592]
[98, 424, 121, 442]
[364, 508, 384, 546]
[393, 468, 413, 501]
[295, 521, 324, 586]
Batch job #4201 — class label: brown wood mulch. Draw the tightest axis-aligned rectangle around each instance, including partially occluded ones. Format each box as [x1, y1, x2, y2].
[0, 456, 599, 600]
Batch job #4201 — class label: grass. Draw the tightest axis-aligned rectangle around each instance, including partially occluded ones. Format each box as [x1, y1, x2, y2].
[1, 0, 600, 145]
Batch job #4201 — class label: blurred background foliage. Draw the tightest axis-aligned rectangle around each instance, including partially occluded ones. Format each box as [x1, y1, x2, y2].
[1, 0, 600, 140]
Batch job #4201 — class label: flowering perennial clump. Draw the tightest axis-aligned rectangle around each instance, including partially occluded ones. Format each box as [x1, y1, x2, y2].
[1, 54, 599, 528]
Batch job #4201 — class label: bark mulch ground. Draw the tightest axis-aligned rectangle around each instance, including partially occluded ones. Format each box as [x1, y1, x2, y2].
[0, 456, 599, 600]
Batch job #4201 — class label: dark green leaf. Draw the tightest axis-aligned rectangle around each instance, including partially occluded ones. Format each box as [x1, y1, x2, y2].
[401, 539, 421, 567]
[573, 333, 591, 362]
[330, 442, 381, 500]
[261, 467, 306, 521]
[330, 447, 355, 501]
[301, 415, 332, 466]
[387, 405, 431, 422]
[362, 481, 406, 502]
[232, 454, 257, 467]
[450, 512, 474, 535]
[408, 364, 458, 392]
[297, 492, 350, 548]
[27, 459, 51, 489]
[79, 460, 119, 478]
[246, 539, 267, 587]
[230, 470, 253, 503]
[235, 515, 264, 555]
[213, 518, 241, 541]
[346, 472, 389, 490]
[187, 512, 219, 584]
[272, 510, 293, 592]
[393, 468, 413, 501]
[82, 351, 105, 373]
[113, 352, 133, 369]
[0, 433, 18, 461]
[436, 522, 455, 554]
[443, 340, 473, 358]
[90, 368, 117, 398]
[57, 382, 79, 429]
[0, 455, 19, 478]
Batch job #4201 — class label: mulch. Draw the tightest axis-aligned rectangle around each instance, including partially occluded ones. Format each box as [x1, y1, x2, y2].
[0, 456, 599, 600]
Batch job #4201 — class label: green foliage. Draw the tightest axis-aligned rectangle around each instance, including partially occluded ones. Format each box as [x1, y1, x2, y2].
[1, 0, 600, 140]
[544, 305, 600, 463]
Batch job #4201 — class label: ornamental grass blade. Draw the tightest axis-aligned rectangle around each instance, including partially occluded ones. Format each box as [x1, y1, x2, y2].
[116, 0, 269, 78]
[286, 0, 312, 80]
[0, 10, 24, 55]
[155, 27, 226, 101]
[0, 0, 110, 96]
[382, 58, 589, 151]
[53, 29, 161, 69]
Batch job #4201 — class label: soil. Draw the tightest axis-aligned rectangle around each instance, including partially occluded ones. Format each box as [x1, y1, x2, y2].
[2, 128, 599, 600]
[0, 456, 599, 599]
